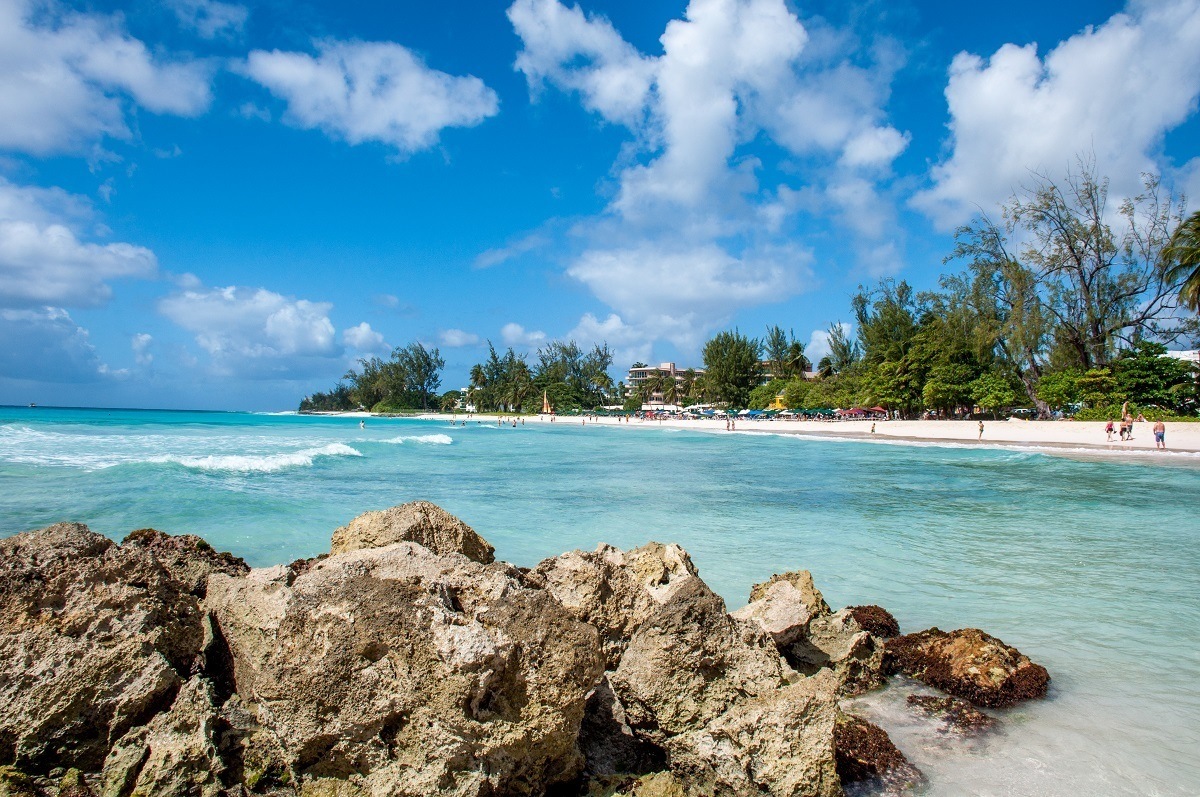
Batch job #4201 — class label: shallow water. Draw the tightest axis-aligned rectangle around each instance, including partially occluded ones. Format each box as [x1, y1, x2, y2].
[2, 406, 1198, 796]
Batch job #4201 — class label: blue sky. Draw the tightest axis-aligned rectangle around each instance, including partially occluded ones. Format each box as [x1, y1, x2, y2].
[2, 0, 1199, 410]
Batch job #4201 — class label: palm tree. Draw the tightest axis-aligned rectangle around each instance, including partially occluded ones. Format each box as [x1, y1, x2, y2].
[1164, 210, 1200, 312]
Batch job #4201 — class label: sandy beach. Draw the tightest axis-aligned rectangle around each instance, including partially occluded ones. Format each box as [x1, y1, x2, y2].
[414, 413, 1200, 456]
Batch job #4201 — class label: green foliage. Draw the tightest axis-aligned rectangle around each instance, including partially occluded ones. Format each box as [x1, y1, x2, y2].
[763, 326, 808, 380]
[299, 383, 355, 412]
[702, 329, 762, 407]
[1112, 340, 1195, 408]
[300, 341, 444, 412]
[1076, 368, 1120, 408]
[922, 361, 979, 411]
[1073, 404, 1199, 421]
[971, 370, 1022, 416]
[1035, 370, 1081, 410]
[782, 378, 810, 409]
[748, 379, 786, 410]
[1163, 209, 1200, 312]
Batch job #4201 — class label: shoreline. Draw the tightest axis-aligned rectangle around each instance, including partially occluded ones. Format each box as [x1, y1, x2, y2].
[404, 412, 1200, 457]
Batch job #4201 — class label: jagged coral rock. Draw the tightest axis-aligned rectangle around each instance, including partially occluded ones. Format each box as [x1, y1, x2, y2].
[206, 540, 603, 796]
[329, 500, 494, 563]
[121, 528, 249, 598]
[530, 542, 697, 668]
[0, 523, 204, 774]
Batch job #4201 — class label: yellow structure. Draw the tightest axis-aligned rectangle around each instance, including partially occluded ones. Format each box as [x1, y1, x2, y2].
[768, 393, 787, 411]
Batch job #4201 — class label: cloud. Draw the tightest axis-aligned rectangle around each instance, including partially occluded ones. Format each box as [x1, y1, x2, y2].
[0, 307, 108, 382]
[474, 232, 547, 268]
[508, 0, 905, 350]
[913, 0, 1200, 228]
[342, 322, 386, 352]
[0, 0, 213, 155]
[158, 285, 343, 378]
[132, 332, 153, 366]
[805, 322, 851, 365]
[567, 242, 810, 349]
[500, 322, 547, 348]
[242, 39, 500, 154]
[508, 0, 656, 127]
[0, 177, 157, 308]
[438, 328, 481, 347]
[168, 0, 248, 39]
[567, 312, 652, 367]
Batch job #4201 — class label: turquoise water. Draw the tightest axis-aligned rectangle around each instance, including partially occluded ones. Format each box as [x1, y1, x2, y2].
[2, 406, 1198, 796]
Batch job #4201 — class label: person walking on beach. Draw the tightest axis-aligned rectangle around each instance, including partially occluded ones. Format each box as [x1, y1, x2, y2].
[1105, 419, 1114, 441]
[1154, 420, 1166, 449]
[978, 420, 984, 440]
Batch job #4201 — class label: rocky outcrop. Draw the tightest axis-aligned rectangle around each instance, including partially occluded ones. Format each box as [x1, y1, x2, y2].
[609, 578, 842, 797]
[832, 713, 922, 794]
[733, 573, 884, 697]
[905, 695, 996, 734]
[0, 523, 204, 773]
[329, 500, 495, 563]
[205, 539, 604, 796]
[847, 605, 900, 639]
[530, 542, 697, 668]
[122, 527, 249, 598]
[885, 628, 1050, 708]
[0, 505, 1049, 797]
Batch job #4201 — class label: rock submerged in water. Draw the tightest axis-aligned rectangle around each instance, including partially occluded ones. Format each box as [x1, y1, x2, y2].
[847, 605, 900, 639]
[832, 712, 923, 795]
[905, 694, 996, 735]
[885, 627, 1050, 708]
[0, 501, 1047, 796]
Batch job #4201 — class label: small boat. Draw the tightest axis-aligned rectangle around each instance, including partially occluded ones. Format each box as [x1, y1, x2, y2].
[28, 402, 36, 408]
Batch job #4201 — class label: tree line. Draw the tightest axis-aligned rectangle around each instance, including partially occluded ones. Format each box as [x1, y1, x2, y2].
[300, 342, 445, 412]
[682, 162, 1200, 419]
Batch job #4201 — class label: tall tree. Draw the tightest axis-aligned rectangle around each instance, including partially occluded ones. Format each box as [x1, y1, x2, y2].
[394, 342, 445, 411]
[702, 329, 762, 407]
[1163, 209, 1200, 312]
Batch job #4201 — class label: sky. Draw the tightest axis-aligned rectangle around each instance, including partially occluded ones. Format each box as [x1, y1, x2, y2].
[2, 0, 1200, 410]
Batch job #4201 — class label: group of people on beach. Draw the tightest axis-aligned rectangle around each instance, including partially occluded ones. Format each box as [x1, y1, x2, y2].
[1105, 413, 1168, 449]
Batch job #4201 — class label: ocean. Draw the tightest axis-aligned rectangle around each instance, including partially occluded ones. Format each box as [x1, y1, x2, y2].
[2, 405, 1198, 796]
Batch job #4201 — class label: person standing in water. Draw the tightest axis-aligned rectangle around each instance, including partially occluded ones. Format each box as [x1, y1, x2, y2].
[359, 419, 365, 430]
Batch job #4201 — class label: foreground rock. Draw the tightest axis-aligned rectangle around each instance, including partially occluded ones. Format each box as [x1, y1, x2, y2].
[847, 605, 900, 639]
[0, 504, 1049, 796]
[832, 713, 923, 794]
[906, 694, 996, 734]
[206, 538, 604, 795]
[885, 628, 1050, 708]
[0, 524, 204, 773]
[122, 527, 249, 597]
[330, 500, 495, 563]
[733, 571, 885, 696]
[531, 542, 698, 669]
[609, 578, 842, 796]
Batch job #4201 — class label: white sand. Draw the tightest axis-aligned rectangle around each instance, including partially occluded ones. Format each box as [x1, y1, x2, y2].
[414, 413, 1200, 457]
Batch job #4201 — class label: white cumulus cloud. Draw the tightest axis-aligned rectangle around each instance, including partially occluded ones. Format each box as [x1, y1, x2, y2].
[438, 328, 481, 347]
[168, 0, 248, 39]
[508, 0, 905, 351]
[158, 285, 344, 378]
[132, 332, 153, 366]
[0, 307, 108, 382]
[0, 0, 213, 155]
[0, 178, 157, 308]
[913, 0, 1200, 228]
[342, 322, 386, 352]
[500, 322, 547, 348]
[242, 39, 500, 154]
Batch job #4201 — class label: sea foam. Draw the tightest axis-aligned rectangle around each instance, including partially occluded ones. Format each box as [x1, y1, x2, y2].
[381, 434, 453, 445]
[149, 443, 363, 473]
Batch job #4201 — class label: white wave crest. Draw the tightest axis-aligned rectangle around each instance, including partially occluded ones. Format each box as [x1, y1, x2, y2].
[150, 443, 363, 473]
[381, 434, 453, 445]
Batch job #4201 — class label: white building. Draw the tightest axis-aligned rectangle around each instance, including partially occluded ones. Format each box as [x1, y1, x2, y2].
[1165, 350, 1200, 365]
[625, 362, 704, 407]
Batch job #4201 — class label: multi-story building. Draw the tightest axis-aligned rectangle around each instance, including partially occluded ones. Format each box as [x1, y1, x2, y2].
[625, 362, 705, 407]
